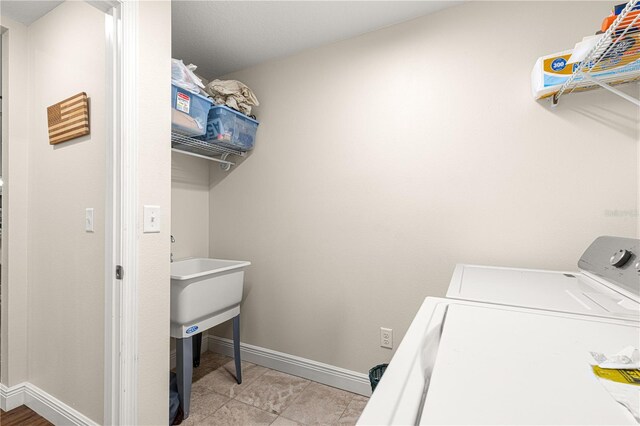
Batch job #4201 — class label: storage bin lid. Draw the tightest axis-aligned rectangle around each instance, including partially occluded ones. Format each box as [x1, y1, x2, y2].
[171, 83, 214, 104]
[210, 103, 259, 125]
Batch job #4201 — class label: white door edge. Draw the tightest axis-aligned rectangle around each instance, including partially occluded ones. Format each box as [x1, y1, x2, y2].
[94, 1, 139, 425]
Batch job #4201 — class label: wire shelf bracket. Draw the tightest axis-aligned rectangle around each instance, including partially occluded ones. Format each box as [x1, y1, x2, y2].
[171, 131, 246, 171]
[552, 0, 640, 107]
[580, 72, 640, 106]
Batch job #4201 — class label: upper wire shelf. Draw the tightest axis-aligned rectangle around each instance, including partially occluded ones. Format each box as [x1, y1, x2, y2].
[171, 131, 246, 171]
[553, 0, 640, 106]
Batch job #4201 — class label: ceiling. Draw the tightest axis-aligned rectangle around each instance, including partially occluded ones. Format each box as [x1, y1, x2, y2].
[172, 1, 462, 79]
[1, 1, 64, 25]
[2, 1, 461, 78]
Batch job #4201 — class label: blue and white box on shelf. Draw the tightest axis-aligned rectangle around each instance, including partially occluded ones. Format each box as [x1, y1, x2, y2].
[200, 104, 260, 151]
[171, 84, 213, 137]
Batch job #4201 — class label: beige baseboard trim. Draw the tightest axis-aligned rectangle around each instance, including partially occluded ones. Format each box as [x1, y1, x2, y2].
[1, 382, 98, 425]
[206, 335, 371, 397]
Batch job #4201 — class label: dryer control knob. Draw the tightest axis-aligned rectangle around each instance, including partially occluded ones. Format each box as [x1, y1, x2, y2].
[610, 249, 632, 267]
[635, 260, 640, 272]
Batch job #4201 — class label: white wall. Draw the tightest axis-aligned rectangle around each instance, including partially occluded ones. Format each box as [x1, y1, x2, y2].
[1, 2, 172, 423]
[0, 15, 29, 388]
[25, 2, 106, 420]
[172, 154, 210, 260]
[209, 1, 639, 374]
[1, 33, 3, 176]
[169, 151, 210, 357]
[136, 1, 172, 424]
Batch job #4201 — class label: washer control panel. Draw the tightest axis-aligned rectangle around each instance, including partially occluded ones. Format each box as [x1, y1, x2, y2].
[578, 236, 639, 299]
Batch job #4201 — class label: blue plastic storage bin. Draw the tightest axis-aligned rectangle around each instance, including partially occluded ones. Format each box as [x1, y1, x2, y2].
[201, 104, 259, 151]
[171, 84, 213, 137]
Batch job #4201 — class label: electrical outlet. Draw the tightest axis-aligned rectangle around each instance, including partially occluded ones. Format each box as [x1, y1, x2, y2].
[380, 327, 393, 349]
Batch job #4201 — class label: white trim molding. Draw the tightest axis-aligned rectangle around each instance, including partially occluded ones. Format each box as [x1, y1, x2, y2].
[112, 1, 139, 425]
[207, 336, 372, 397]
[1, 382, 98, 426]
[97, 0, 140, 424]
[117, 0, 140, 424]
[103, 4, 120, 425]
[25, 383, 99, 426]
[0, 382, 26, 412]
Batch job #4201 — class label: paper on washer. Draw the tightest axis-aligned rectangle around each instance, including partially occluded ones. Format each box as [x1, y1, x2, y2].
[591, 346, 640, 370]
[590, 347, 640, 423]
[591, 368, 640, 423]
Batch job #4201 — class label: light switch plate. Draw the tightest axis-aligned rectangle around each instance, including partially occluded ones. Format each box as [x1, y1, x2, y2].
[143, 205, 161, 233]
[85, 208, 94, 232]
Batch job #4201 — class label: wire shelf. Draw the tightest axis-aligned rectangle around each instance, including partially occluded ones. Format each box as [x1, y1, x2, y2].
[171, 131, 246, 170]
[553, 0, 640, 106]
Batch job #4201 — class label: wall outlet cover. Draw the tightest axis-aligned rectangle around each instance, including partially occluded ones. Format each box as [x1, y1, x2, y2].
[380, 327, 393, 349]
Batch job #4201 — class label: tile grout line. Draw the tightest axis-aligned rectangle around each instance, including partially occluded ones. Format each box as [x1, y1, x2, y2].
[230, 362, 270, 402]
[188, 355, 365, 426]
[191, 359, 269, 423]
[274, 378, 313, 421]
[335, 392, 357, 424]
[287, 380, 364, 425]
[208, 360, 269, 399]
[218, 399, 283, 426]
[277, 381, 357, 425]
[236, 371, 315, 423]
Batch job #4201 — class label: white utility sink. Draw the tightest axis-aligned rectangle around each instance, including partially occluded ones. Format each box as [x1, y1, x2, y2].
[170, 258, 250, 338]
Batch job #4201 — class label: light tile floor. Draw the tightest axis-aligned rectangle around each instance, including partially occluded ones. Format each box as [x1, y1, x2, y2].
[180, 351, 369, 425]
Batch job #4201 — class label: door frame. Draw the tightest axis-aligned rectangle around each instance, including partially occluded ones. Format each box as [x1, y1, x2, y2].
[0, 2, 139, 422]
[90, 1, 139, 424]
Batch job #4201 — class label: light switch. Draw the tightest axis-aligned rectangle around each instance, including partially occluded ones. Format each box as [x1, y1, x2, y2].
[143, 205, 161, 233]
[85, 208, 94, 232]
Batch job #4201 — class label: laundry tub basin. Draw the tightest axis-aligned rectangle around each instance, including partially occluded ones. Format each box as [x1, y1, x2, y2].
[170, 258, 250, 338]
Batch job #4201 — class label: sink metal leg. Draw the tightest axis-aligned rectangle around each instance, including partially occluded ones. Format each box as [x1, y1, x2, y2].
[176, 336, 193, 419]
[233, 315, 242, 384]
[192, 333, 202, 368]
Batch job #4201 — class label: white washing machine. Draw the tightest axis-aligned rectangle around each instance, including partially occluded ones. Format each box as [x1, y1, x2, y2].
[358, 297, 639, 425]
[358, 236, 640, 425]
[446, 236, 639, 320]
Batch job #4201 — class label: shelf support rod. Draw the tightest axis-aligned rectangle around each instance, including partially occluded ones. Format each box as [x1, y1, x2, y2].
[171, 148, 236, 167]
[581, 73, 640, 107]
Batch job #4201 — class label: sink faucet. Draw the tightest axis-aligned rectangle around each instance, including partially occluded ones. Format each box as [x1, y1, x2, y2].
[171, 235, 175, 262]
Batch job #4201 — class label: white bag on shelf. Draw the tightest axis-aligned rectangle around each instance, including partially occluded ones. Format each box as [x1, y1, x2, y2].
[172, 58, 206, 95]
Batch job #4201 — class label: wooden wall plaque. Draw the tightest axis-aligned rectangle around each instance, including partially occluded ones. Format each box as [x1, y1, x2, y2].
[47, 92, 90, 145]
